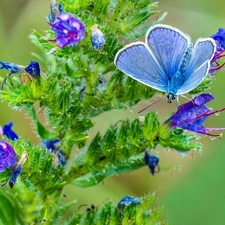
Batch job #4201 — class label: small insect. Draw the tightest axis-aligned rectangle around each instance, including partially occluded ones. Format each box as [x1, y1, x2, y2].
[78, 204, 95, 212]
[91, 24, 106, 50]
[114, 24, 216, 103]
[144, 151, 159, 175]
[117, 196, 141, 215]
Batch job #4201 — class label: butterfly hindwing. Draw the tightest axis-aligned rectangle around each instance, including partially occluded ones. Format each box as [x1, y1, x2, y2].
[146, 24, 190, 79]
[114, 42, 167, 92]
[177, 38, 216, 95]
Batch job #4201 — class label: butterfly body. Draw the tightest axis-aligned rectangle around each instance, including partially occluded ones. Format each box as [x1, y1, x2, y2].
[114, 24, 216, 103]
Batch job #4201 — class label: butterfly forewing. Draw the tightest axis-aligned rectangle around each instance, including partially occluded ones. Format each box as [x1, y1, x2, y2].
[114, 42, 167, 92]
[177, 38, 216, 95]
[146, 25, 190, 79]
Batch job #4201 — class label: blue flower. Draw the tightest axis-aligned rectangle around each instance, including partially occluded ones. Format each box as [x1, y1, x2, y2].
[2, 121, 18, 141]
[9, 164, 22, 188]
[42, 139, 66, 166]
[210, 28, 225, 73]
[42, 139, 60, 153]
[48, 13, 85, 48]
[9, 152, 28, 188]
[0, 61, 24, 74]
[0, 60, 40, 89]
[144, 151, 159, 175]
[48, 0, 64, 24]
[0, 140, 17, 172]
[164, 93, 225, 137]
[117, 196, 141, 215]
[91, 24, 106, 50]
[24, 61, 40, 78]
[56, 150, 66, 166]
[211, 28, 225, 49]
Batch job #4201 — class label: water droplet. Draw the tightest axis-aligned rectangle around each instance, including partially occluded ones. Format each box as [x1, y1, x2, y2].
[154, 149, 159, 154]
[166, 148, 170, 152]
[179, 152, 187, 158]
[210, 136, 216, 140]
[215, 112, 220, 116]
[138, 116, 145, 122]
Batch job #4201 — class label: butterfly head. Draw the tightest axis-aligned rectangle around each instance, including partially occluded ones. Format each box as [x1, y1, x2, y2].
[167, 93, 176, 103]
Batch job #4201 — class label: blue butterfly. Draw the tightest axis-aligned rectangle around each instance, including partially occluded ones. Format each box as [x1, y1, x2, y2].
[114, 24, 216, 103]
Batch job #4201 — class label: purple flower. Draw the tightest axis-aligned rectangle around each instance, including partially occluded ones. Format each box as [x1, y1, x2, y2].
[0, 140, 17, 172]
[48, 13, 85, 48]
[164, 93, 225, 137]
[24, 61, 40, 78]
[91, 24, 106, 50]
[144, 151, 159, 175]
[2, 121, 18, 141]
[210, 28, 225, 73]
[117, 196, 141, 215]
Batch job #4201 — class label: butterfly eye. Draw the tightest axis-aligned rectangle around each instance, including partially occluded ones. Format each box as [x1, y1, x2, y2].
[167, 93, 176, 103]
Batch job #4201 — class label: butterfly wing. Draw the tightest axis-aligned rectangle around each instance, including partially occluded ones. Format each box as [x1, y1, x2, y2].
[114, 42, 167, 92]
[177, 38, 216, 95]
[146, 24, 190, 78]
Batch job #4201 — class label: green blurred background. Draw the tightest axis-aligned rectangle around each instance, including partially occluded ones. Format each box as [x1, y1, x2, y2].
[0, 0, 225, 224]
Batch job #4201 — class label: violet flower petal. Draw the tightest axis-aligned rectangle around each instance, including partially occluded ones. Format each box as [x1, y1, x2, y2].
[49, 13, 85, 48]
[164, 93, 225, 136]
[0, 140, 17, 172]
[2, 121, 18, 141]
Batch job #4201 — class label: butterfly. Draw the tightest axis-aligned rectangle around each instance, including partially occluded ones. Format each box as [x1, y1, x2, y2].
[114, 24, 216, 103]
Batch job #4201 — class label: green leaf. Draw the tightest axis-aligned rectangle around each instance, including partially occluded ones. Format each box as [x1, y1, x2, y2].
[24, 105, 58, 139]
[0, 191, 16, 225]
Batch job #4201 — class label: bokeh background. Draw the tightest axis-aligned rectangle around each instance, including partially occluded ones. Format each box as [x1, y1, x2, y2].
[0, 0, 225, 224]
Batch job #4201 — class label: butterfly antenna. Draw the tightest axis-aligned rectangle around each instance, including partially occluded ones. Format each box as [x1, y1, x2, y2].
[180, 94, 191, 101]
[138, 98, 162, 113]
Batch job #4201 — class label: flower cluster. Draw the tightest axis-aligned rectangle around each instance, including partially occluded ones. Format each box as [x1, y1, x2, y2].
[164, 93, 225, 137]
[210, 28, 225, 73]
[0, 60, 40, 77]
[117, 196, 141, 215]
[0, 60, 40, 89]
[47, 7, 106, 51]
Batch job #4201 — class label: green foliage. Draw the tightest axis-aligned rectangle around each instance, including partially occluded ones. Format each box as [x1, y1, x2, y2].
[67, 193, 168, 225]
[67, 112, 200, 187]
[0, 0, 208, 224]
